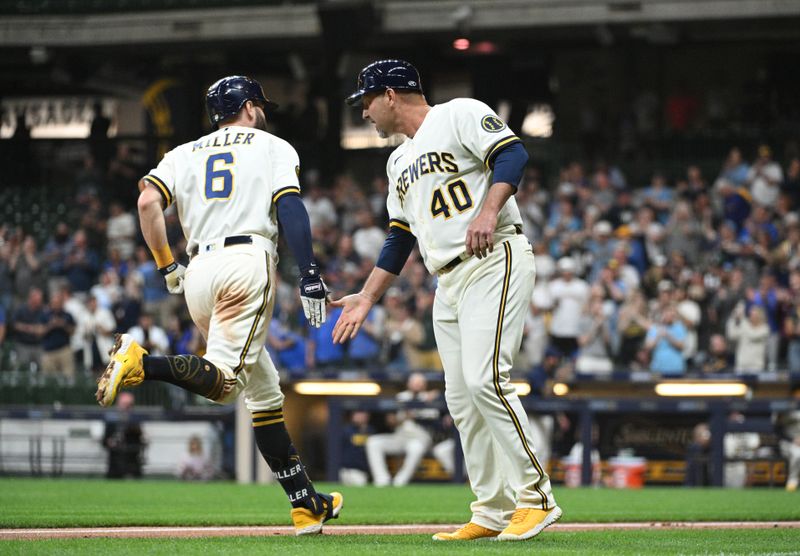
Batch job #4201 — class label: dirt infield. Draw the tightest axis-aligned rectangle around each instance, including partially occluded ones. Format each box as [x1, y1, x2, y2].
[3, 522, 800, 540]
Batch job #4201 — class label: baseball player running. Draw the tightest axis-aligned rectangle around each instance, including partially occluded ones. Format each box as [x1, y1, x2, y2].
[333, 60, 560, 541]
[95, 76, 342, 536]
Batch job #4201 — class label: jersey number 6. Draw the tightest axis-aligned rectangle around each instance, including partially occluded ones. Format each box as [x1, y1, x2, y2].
[205, 152, 235, 200]
[431, 179, 473, 220]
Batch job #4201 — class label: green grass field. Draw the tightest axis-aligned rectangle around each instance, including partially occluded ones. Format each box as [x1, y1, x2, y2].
[2, 531, 800, 556]
[2, 479, 799, 527]
[2, 479, 799, 555]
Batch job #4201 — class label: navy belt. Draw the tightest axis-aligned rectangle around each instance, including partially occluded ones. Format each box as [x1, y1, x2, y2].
[190, 235, 253, 257]
[438, 255, 465, 275]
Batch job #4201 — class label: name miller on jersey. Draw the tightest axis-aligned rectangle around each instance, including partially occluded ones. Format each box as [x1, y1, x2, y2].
[192, 131, 256, 152]
[395, 150, 458, 206]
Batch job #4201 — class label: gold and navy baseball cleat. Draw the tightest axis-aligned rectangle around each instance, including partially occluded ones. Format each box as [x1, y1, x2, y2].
[497, 505, 562, 541]
[290, 492, 343, 536]
[95, 333, 147, 407]
[432, 522, 501, 541]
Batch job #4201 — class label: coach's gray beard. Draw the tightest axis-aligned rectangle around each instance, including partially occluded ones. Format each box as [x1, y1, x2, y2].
[255, 111, 268, 132]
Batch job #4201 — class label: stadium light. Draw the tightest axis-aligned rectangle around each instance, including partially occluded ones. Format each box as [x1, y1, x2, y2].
[293, 381, 381, 396]
[453, 38, 470, 50]
[654, 382, 748, 397]
[473, 41, 498, 54]
[553, 383, 569, 396]
[521, 104, 555, 138]
[512, 382, 531, 396]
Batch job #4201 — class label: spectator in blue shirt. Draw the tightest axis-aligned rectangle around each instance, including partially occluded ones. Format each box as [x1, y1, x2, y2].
[546, 198, 582, 258]
[267, 319, 306, 376]
[645, 306, 687, 376]
[747, 273, 781, 370]
[347, 306, 384, 367]
[718, 180, 752, 232]
[64, 229, 100, 294]
[306, 305, 345, 370]
[719, 147, 750, 186]
[12, 287, 47, 371]
[112, 275, 142, 334]
[102, 247, 131, 281]
[133, 246, 169, 324]
[40, 289, 76, 379]
[42, 222, 72, 279]
[172, 320, 203, 356]
[739, 205, 779, 247]
[586, 221, 617, 282]
[640, 173, 674, 223]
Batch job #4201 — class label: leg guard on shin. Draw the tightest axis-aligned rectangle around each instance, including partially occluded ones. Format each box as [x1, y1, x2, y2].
[252, 410, 323, 512]
[143, 355, 233, 401]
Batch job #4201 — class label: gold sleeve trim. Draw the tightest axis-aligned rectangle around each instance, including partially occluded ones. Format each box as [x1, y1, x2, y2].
[272, 186, 302, 204]
[144, 174, 174, 207]
[483, 136, 521, 169]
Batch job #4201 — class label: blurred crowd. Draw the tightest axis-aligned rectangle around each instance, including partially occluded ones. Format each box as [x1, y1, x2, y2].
[2, 141, 800, 385]
[518, 143, 800, 383]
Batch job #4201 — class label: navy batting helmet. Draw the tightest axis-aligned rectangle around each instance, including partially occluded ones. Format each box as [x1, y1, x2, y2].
[345, 59, 423, 106]
[205, 75, 278, 127]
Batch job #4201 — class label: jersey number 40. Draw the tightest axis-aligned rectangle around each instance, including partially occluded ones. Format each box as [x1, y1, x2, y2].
[430, 179, 473, 220]
[205, 152, 235, 200]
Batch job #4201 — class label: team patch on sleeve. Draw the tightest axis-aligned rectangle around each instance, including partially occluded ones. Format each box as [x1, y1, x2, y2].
[481, 114, 507, 133]
[143, 174, 174, 207]
[272, 185, 301, 204]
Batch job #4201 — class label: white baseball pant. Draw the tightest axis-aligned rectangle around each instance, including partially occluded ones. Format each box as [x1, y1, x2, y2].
[434, 234, 555, 531]
[183, 243, 284, 412]
[781, 440, 800, 489]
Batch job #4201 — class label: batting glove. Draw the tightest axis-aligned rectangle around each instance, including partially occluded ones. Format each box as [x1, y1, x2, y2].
[159, 262, 186, 294]
[300, 265, 329, 328]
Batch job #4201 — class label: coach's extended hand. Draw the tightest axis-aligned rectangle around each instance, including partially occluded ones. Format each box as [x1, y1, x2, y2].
[329, 292, 374, 343]
[159, 262, 186, 294]
[300, 273, 329, 328]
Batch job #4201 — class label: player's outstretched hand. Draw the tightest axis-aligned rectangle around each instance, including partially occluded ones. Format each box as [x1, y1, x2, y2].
[300, 274, 329, 328]
[465, 210, 497, 259]
[159, 262, 186, 294]
[329, 293, 373, 344]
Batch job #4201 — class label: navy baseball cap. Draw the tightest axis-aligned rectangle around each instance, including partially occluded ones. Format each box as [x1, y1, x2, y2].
[346, 59, 423, 106]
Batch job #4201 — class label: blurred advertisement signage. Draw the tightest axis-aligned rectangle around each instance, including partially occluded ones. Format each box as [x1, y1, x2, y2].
[1, 97, 116, 139]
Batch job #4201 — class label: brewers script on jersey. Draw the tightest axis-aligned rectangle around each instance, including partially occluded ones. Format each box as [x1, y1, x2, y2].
[386, 98, 558, 532]
[143, 125, 300, 410]
[385, 99, 523, 271]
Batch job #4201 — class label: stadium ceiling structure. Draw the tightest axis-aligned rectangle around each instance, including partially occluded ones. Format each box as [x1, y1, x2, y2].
[1, 0, 800, 47]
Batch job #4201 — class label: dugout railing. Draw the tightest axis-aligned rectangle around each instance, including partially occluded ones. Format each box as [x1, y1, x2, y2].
[1, 370, 798, 483]
[0, 404, 233, 477]
[326, 395, 800, 487]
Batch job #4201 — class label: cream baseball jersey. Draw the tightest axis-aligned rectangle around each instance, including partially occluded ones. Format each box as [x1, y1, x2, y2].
[143, 125, 301, 255]
[385, 98, 524, 272]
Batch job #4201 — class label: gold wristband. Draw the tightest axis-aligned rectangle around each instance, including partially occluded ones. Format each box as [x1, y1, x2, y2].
[151, 245, 174, 269]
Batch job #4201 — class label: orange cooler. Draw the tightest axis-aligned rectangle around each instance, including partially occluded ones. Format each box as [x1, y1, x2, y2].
[608, 457, 647, 488]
